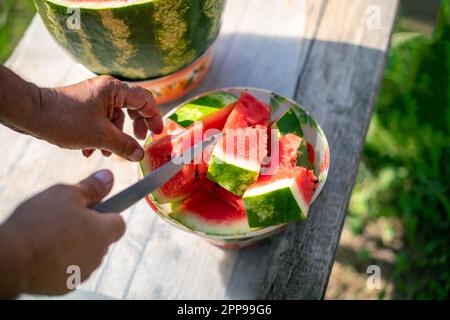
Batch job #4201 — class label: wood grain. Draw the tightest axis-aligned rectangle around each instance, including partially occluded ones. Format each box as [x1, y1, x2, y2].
[2, 0, 398, 300]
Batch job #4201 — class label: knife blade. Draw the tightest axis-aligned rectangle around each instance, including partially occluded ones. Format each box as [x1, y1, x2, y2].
[94, 132, 223, 214]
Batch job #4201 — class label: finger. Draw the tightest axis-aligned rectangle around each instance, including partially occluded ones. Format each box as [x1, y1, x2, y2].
[133, 118, 148, 140]
[117, 84, 163, 134]
[92, 212, 126, 245]
[101, 150, 112, 157]
[82, 149, 95, 158]
[111, 108, 125, 131]
[104, 124, 144, 162]
[127, 109, 140, 120]
[77, 169, 114, 207]
[144, 114, 163, 135]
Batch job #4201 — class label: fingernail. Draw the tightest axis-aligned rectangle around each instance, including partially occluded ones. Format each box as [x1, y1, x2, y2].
[94, 169, 113, 188]
[128, 148, 144, 162]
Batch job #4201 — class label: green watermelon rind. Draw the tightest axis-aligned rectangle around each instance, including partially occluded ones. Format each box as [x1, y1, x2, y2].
[276, 109, 304, 137]
[34, 0, 225, 80]
[207, 154, 260, 196]
[169, 210, 252, 236]
[168, 91, 238, 127]
[243, 178, 308, 228]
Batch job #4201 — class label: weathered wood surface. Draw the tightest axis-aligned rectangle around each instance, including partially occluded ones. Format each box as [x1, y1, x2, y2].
[1, 0, 398, 299]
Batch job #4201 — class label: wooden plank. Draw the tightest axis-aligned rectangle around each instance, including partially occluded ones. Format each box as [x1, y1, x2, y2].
[253, 0, 399, 299]
[93, 0, 312, 300]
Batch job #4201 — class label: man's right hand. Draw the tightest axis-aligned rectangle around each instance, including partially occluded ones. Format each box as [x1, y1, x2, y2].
[0, 169, 125, 298]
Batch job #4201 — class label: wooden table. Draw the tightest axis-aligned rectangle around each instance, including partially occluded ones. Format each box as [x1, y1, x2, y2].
[2, 0, 398, 299]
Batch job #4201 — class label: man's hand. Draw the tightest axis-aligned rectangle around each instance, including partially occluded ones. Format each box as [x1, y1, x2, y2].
[0, 67, 163, 162]
[39, 75, 163, 161]
[0, 170, 125, 298]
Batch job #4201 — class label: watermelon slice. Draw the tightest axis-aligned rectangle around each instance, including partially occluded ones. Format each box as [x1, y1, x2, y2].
[170, 181, 251, 235]
[141, 125, 208, 203]
[141, 92, 237, 204]
[169, 91, 238, 127]
[207, 92, 270, 196]
[274, 110, 312, 169]
[243, 167, 318, 228]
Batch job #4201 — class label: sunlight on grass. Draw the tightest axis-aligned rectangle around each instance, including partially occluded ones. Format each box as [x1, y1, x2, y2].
[0, 0, 35, 63]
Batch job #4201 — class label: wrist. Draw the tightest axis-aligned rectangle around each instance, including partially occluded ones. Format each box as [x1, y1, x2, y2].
[30, 85, 58, 141]
[0, 221, 32, 299]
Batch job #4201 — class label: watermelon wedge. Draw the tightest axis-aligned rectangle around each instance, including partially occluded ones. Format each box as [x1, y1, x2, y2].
[170, 181, 251, 235]
[169, 91, 238, 127]
[141, 94, 235, 203]
[143, 119, 184, 146]
[243, 167, 318, 228]
[274, 110, 313, 169]
[207, 92, 270, 196]
[141, 125, 208, 203]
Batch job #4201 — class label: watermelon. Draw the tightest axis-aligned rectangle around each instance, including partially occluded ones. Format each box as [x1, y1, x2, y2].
[141, 125, 208, 203]
[170, 180, 251, 235]
[169, 91, 238, 127]
[140, 94, 234, 203]
[206, 92, 270, 196]
[273, 109, 312, 169]
[143, 119, 184, 146]
[243, 167, 318, 228]
[141, 91, 321, 235]
[34, 0, 225, 80]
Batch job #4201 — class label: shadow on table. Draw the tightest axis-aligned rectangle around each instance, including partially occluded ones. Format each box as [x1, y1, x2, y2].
[200, 32, 389, 299]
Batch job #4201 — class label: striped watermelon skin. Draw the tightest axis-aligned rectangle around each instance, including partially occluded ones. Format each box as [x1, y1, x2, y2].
[34, 0, 225, 80]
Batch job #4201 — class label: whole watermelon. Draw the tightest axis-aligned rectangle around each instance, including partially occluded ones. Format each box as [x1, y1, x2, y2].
[34, 0, 225, 80]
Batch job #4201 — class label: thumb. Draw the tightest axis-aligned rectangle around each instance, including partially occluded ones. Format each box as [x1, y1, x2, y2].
[92, 213, 126, 245]
[104, 124, 144, 162]
[77, 169, 114, 207]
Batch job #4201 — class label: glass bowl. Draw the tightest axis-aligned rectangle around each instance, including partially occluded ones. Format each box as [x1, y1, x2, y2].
[141, 88, 330, 249]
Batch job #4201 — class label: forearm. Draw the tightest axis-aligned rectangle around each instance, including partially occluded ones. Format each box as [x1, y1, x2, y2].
[0, 222, 30, 299]
[0, 66, 44, 137]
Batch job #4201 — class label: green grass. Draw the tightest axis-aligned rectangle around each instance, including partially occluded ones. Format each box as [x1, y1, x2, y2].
[348, 1, 450, 299]
[0, 0, 35, 63]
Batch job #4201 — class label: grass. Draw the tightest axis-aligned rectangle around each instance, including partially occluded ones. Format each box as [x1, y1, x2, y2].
[0, 0, 35, 63]
[1, 0, 449, 300]
[340, 1, 450, 299]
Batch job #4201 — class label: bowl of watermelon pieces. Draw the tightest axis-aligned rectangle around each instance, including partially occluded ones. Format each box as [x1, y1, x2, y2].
[140, 88, 330, 249]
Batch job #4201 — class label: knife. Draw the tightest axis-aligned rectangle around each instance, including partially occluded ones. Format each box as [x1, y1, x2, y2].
[94, 132, 223, 214]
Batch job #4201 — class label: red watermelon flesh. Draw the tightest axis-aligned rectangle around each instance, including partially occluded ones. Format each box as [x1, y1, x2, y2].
[279, 134, 303, 168]
[263, 133, 305, 175]
[142, 124, 208, 203]
[170, 180, 251, 235]
[145, 119, 184, 145]
[223, 92, 270, 129]
[206, 93, 271, 196]
[141, 100, 236, 204]
[200, 102, 236, 132]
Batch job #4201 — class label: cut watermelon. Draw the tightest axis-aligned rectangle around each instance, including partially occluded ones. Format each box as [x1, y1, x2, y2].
[207, 92, 270, 196]
[170, 181, 251, 235]
[273, 110, 312, 169]
[141, 124, 208, 203]
[143, 119, 184, 146]
[243, 167, 318, 228]
[140, 94, 238, 203]
[169, 91, 238, 127]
